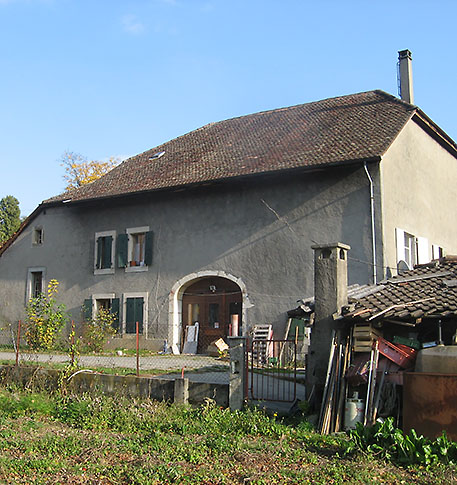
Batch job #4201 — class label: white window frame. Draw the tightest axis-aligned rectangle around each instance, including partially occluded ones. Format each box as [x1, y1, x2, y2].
[32, 226, 44, 246]
[94, 230, 116, 275]
[122, 292, 148, 336]
[125, 226, 149, 273]
[432, 244, 444, 260]
[26, 267, 46, 303]
[403, 232, 416, 269]
[91, 293, 116, 318]
[396, 228, 431, 270]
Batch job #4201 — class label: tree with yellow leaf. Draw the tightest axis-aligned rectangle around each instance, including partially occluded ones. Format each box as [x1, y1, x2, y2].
[25, 279, 68, 350]
[60, 151, 121, 190]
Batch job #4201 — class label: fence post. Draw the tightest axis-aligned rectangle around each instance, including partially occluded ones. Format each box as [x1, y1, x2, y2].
[228, 336, 246, 411]
[15, 320, 22, 367]
[174, 377, 189, 404]
[70, 320, 75, 366]
[136, 321, 139, 377]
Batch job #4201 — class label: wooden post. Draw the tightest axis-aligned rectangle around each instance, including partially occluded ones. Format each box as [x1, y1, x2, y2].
[136, 321, 139, 377]
[70, 320, 75, 366]
[15, 320, 21, 367]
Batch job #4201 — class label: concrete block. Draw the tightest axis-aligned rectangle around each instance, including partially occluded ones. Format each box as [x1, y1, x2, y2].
[188, 382, 229, 407]
[174, 377, 189, 404]
[228, 336, 246, 411]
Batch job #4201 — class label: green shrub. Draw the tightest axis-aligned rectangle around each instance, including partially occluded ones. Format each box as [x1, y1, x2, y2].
[81, 307, 117, 352]
[25, 279, 68, 350]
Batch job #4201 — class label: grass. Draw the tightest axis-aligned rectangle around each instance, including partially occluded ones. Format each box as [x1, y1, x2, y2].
[0, 359, 177, 377]
[0, 386, 454, 484]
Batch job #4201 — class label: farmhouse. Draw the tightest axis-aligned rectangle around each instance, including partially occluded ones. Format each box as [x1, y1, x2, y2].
[2, 54, 457, 352]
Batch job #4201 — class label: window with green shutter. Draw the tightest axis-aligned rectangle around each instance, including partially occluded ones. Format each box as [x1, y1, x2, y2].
[123, 227, 152, 270]
[94, 231, 115, 274]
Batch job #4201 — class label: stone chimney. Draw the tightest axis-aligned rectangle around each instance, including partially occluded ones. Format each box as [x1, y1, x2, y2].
[306, 243, 350, 406]
[398, 49, 414, 104]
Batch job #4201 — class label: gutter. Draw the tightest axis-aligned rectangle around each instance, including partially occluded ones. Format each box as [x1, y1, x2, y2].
[364, 162, 377, 284]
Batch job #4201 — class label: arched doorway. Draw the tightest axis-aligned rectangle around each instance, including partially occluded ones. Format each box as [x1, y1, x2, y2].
[182, 276, 242, 353]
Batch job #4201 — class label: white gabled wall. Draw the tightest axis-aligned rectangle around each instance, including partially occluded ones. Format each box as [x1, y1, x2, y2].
[381, 118, 457, 275]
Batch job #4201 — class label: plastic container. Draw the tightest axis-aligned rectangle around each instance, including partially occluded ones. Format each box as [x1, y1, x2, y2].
[344, 392, 365, 430]
[378, 337, 416, 368]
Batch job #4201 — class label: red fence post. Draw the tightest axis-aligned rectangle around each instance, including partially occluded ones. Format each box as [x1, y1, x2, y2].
[15, 320, 21, 367]
[245, 336, 249, 401]
[136, 321, 139, 377]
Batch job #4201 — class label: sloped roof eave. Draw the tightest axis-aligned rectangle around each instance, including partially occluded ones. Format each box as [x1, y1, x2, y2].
[43, 155, 383, 207]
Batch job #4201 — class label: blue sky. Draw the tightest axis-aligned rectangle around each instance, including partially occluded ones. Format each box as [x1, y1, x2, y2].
[1, 0, 457, 216]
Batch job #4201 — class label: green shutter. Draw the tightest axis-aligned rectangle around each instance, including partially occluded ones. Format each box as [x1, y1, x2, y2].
[83, 299, 92, 321]
[126, 297, 144, 334]
[111, 298, 120, 333]
[117, 233, 128, 268]
[102, 236, 113, 269]
[144, 231, 153, 266]
[96, 237, 103, 269]
[135, 297, 144, 334]
[126, 298, 135, 334]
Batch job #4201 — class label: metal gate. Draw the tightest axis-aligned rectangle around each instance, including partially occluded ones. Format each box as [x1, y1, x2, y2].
[248, 339, 297, 402]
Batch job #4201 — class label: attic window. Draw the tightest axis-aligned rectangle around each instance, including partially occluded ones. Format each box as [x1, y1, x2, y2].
[149, 151, 165, 161]
[32, 227, 43, 245]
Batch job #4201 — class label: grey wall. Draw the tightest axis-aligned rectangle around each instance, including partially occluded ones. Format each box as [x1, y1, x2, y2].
[0, 165, 375, 348]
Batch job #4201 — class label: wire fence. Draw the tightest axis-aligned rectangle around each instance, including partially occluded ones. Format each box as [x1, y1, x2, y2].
[0, 320, 230, 385]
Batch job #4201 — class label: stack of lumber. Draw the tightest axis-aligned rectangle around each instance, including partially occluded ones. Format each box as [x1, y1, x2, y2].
[318, 330, 351, 434]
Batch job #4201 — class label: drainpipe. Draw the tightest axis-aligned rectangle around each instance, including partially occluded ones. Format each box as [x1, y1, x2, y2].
[364, 163, 377, 284]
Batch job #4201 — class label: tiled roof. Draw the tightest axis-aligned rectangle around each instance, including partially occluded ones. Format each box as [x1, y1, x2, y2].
[45, 90, 416, 204]
[342, 258, 457, 322]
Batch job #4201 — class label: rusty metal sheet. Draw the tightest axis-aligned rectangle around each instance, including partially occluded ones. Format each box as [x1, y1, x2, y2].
[403, 373, 457, 440]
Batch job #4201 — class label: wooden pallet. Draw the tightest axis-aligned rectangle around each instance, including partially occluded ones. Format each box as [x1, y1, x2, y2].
[252, 324, 273, 363]
[353, 323, 381, 353]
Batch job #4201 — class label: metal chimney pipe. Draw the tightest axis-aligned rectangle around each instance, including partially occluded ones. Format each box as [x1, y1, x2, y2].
[398, 49, 414, 104]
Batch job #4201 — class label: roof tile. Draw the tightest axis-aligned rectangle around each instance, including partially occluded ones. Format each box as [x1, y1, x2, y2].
[45, 90, 415, 204]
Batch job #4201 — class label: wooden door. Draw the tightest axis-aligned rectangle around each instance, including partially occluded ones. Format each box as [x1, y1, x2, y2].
[182, 277, 242, 353]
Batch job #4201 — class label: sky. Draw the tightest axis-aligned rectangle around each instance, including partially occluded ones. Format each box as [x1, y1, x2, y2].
[1, 0, 457, 217]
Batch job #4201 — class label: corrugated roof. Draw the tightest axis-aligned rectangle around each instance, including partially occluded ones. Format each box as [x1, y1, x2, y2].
[45, 90, 416, 204]
[343, 258, 457, 322]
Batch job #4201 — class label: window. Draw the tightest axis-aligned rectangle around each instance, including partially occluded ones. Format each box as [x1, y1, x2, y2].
[432, 244, 444, 260]
[395, 228, 430, 270]
[31, 272, 43, 297]
[26, 267, 46, 302]
[122, 292, 148, 335]
[83, 294, 120, 332]
[403, 232, 415, 269]
[94, 230, 116, 275]
[117, 227, 153, 272]
[32, 227, 43, 245]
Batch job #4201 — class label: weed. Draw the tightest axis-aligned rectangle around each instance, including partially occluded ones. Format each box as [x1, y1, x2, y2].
[347, 417, 457, 467]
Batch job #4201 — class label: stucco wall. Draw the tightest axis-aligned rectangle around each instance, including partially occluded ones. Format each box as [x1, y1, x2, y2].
[0, 165, 375, 348]
[380, 118, 457, 275]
